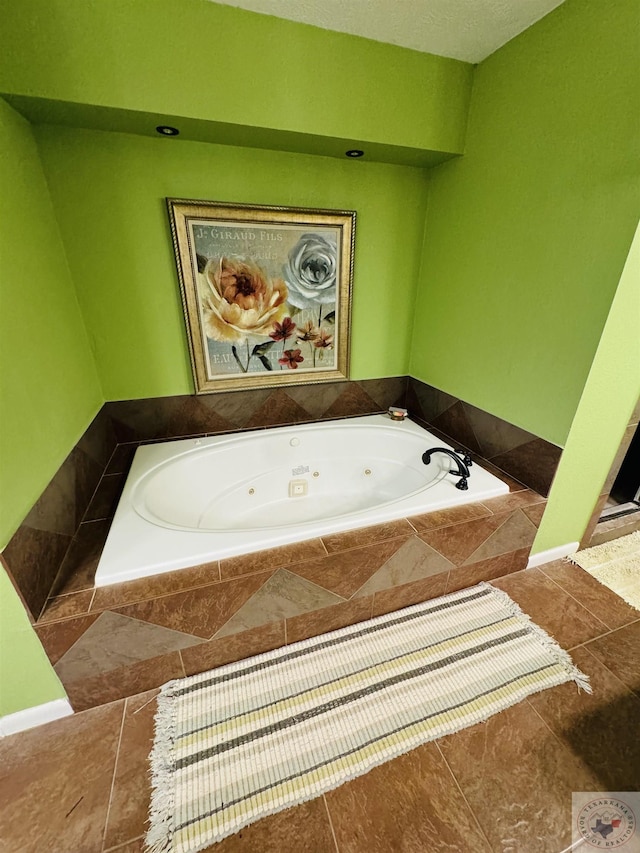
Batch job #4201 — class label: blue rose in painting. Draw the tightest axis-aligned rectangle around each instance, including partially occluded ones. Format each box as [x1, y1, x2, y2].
[283, 233, 337, 309]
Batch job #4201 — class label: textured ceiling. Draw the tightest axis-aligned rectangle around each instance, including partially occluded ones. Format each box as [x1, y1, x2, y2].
[207, 0, 565, 63]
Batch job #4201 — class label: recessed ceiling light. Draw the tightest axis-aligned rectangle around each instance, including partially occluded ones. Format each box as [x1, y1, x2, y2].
[345, 149, 364, 158]
[156, 125, 180, 136]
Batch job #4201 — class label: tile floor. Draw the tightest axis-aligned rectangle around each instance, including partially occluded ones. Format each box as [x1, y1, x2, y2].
[2, 559, 639, 853]
[34, 466, 546, 711]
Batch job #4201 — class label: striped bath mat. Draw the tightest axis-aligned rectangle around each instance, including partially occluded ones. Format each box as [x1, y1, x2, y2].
[147, 582, 590, 853]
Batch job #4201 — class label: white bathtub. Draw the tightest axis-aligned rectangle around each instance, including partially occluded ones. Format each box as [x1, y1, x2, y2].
[95, 414, 509, 586]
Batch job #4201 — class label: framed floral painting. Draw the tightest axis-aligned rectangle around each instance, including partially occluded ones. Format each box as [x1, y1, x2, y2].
[167, 198, 355, 393]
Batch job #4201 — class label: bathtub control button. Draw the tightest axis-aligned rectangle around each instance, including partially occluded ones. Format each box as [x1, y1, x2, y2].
[290, 437, 300, 447]
[289, 479, 308, 497]
[248, 488, 255, 495]
[364, 468, 372, 476]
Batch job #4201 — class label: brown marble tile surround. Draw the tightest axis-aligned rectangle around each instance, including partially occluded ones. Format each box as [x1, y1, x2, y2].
[406, 377, 563, 497]
[35, 481, 547, 712]
[2, 377, 405, 621]
[2, 562, 639, 853]
[1, 407, 117, 620]
[3, 374, 564, 625]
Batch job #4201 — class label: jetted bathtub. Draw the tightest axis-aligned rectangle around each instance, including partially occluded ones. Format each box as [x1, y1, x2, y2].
[95, 414, 509, 586]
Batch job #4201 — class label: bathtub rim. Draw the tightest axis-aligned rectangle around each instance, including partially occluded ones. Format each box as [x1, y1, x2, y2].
[94, 414, 511, 587]
[129, 417, 452, 534]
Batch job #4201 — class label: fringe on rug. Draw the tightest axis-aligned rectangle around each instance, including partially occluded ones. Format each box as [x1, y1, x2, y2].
[483, 583, 592, 694]
[146, 680, 180, 853]
[144, 582, 592, 852]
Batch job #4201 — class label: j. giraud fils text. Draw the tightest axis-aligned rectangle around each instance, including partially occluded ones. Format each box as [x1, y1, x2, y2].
[192, 225, 284, 242]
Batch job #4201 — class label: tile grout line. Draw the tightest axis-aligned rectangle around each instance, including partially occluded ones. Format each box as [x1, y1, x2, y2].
[538, 566, 628, 635]
[433, 741, 495, 853]
[570, 644, 640, 701]
[101, 699, 127, 852]
[322, 793, 341, 853]
[578, 642, 640, 698]
[178, 650, 187, 678]
[570, 617, 640, 654]
[539, 563, 640, 632]
[103, 835, 145, 853]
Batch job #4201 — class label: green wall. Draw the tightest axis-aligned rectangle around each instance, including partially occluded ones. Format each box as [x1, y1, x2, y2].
[0, 98, 93, 716]
[0, 99, 102, 547]
[0, 0, 473, 161]
[411, 0, 640, 447]
[533, 221, 640, 553]
[0, 568, 66, 716]
[35, 126, 429, 400]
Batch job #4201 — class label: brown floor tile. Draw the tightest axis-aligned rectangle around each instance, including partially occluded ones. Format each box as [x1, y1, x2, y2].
[220, 538, 326, 580]
[438, 700, 599, 853]
[37, 588, 94, 623]
[407, 501, 492, 532]
[103, 689, 159, 851]
[324, 741, 491, 852]
[65, 650, 184, 712]
[35, 612, 100, 664]
[181, 621, 286, 676]
[527, 645, 640, 790]
[321, 518, 414, 553]
[418, 512, 508, 565]
[104, 838, 145, 852]
[539, 559, 639, 631]
[481, 489, 546, 515]
[91, 561, 220, 611]
[288, 537, 410, 599]
[584, 620, 640, 697]
[491, 568, 609, 649]
[286, 596, 373, 644]
[214, 569, 343, 638]
[211, 797, 337, 853]
[371, 570, 449, 617]
[112, 570, 273, 639]
[0, 700, 124, 853]
[352, 536, 454, 598]
[446, 548, 529, 594]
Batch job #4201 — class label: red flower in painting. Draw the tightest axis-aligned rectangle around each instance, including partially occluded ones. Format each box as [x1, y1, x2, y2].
[279, 349, 305, 369]
[269, 316, 297, 342]
[314, 328, 334, 349]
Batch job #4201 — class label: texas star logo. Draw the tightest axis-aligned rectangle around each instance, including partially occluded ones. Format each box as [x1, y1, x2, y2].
[577, 798, 637, 848]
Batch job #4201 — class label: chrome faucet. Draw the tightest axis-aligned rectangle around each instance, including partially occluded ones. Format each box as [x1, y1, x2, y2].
[422, 447, 471, 490]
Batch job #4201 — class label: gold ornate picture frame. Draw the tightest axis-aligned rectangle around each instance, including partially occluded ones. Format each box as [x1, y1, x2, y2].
[167, 198, 355, 394]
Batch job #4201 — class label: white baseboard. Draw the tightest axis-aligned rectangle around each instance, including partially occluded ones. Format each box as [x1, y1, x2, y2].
[527, 541, 580, 569]
[0, 698, 73, 737]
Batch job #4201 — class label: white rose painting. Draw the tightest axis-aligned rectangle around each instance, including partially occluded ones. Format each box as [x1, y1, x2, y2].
[167, 200, 355, 393]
